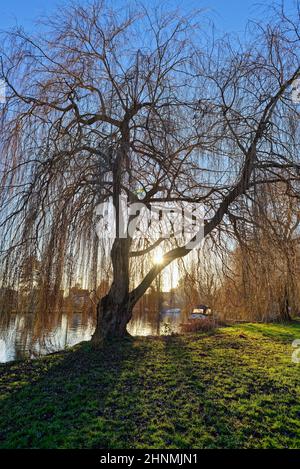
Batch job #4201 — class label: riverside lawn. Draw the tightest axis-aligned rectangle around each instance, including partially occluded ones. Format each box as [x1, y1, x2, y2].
[0, 321, 300, 449]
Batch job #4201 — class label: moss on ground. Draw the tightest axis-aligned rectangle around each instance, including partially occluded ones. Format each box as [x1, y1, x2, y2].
[0, 322, 300, 448]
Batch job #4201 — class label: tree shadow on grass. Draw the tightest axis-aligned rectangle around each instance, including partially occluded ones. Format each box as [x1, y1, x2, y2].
[159, 334, 244, 448]
[1, 330, 300, 449]
[0, 337, 150, 449]
[0, 333, 233, 449]
[237, 321, 300, 344]
[161, 332, 300, 449]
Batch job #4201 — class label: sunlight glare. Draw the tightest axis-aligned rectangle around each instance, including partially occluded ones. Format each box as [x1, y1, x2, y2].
[153, 248, 164, 265]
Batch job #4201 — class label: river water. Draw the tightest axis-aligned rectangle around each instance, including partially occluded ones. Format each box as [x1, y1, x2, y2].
[0, 310, 184, 363]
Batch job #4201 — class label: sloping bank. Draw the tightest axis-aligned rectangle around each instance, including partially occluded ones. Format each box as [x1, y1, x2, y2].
[0, 322, 300, 449]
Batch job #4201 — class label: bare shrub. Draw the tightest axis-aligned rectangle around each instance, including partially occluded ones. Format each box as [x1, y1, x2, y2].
[181, 317, 218, 334]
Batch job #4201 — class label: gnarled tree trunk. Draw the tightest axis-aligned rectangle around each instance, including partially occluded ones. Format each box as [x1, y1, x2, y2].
[92, 292, 132, 342]
[91, 236, 132, 344]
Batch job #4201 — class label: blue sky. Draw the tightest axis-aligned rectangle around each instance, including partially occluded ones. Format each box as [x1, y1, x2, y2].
[0, 0, 287, 34]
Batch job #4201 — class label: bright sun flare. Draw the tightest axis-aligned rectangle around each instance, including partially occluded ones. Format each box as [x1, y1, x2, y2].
[153, 249, 164, 265]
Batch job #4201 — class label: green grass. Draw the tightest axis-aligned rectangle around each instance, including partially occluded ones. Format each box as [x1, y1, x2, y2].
[0, 321, 300, 448]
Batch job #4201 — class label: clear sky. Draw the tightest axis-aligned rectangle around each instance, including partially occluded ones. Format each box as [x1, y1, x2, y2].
[0, 0, 291, 34]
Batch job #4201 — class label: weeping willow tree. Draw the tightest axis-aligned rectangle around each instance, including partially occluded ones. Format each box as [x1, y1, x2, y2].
[217, 182, 300, 322]
[0, 0, 300, 344]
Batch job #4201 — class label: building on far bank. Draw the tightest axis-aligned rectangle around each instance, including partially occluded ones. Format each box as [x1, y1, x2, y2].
[64, 284, 91, 312]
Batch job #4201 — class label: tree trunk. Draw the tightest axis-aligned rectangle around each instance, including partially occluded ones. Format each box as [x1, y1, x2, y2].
[91, 291, 132, 344]
[279, 287, 292, 322]
[91, 236, 132, 345]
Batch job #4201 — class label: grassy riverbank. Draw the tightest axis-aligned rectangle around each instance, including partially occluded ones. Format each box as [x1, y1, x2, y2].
[0, 322, 300, 449]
